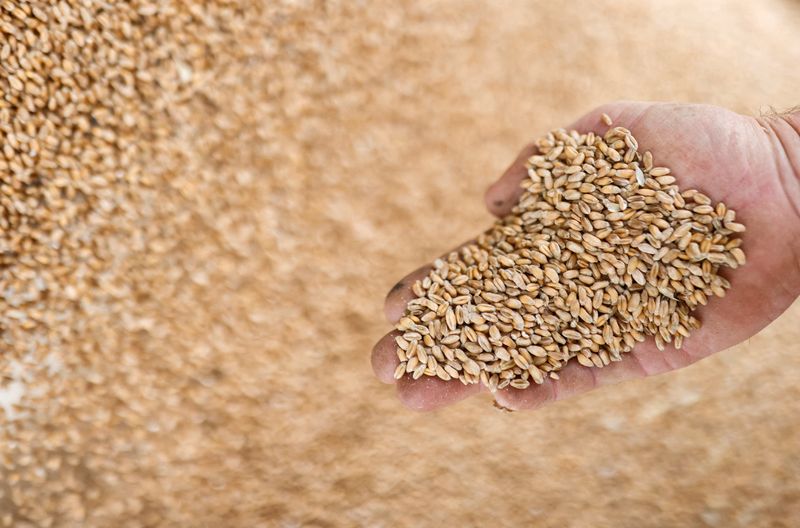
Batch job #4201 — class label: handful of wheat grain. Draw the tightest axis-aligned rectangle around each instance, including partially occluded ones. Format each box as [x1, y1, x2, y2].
[394, 116, 746, 391]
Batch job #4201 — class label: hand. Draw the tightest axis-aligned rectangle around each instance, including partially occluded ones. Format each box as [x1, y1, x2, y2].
[372, 101, 800, 411]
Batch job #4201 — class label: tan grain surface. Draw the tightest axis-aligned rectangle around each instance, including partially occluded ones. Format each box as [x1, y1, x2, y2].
[1, 1, 799, 526]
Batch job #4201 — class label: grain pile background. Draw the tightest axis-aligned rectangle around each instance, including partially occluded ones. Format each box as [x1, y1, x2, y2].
[0, 0, 799, 526]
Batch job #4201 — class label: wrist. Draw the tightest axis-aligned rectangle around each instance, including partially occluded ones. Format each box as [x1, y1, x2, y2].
[758, 110, 800, 218]
[768, 110, 800, 284]
[756, 110, 800, 289]
[782, 111, 800, 170]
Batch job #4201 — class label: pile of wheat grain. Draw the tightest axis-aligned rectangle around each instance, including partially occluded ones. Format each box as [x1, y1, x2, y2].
[395, 118, 746, 391]
[0, 1, 246, 523]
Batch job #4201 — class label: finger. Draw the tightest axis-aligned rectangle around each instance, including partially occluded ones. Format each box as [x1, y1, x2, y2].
[371, 330, 403, 384]
[384, 265, 433, 324]
[482, 105, 641, 219]
[396, 375, 483, 411]
[492, 340, 696, 411]
[372, 328, 485, 407]
[492, 352, 646, 411]
[384, 242, 473, 324]
[484, 143, 538, 217]
[484, 102, 654, 219]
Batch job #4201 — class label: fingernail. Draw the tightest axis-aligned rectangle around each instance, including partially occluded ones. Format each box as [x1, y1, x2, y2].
[389, 280, 404, 295]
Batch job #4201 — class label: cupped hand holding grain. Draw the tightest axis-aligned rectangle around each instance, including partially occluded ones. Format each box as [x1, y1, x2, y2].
[372, 101, 800, 411]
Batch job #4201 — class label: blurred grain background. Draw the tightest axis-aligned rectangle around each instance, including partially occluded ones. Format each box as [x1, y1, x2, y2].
[1, 0, 799, 526]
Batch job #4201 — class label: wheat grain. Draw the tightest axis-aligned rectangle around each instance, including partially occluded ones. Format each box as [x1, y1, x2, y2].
[395, 116, 746, 391]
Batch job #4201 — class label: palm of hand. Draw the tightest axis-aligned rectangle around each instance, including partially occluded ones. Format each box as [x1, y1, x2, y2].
[373, 101, 800, 411]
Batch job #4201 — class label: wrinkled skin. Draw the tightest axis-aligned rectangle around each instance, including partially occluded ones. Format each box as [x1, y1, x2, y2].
[372, 101, 800, 411]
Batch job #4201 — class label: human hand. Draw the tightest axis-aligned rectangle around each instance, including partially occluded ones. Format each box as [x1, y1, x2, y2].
[372, 101, 800, 411]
